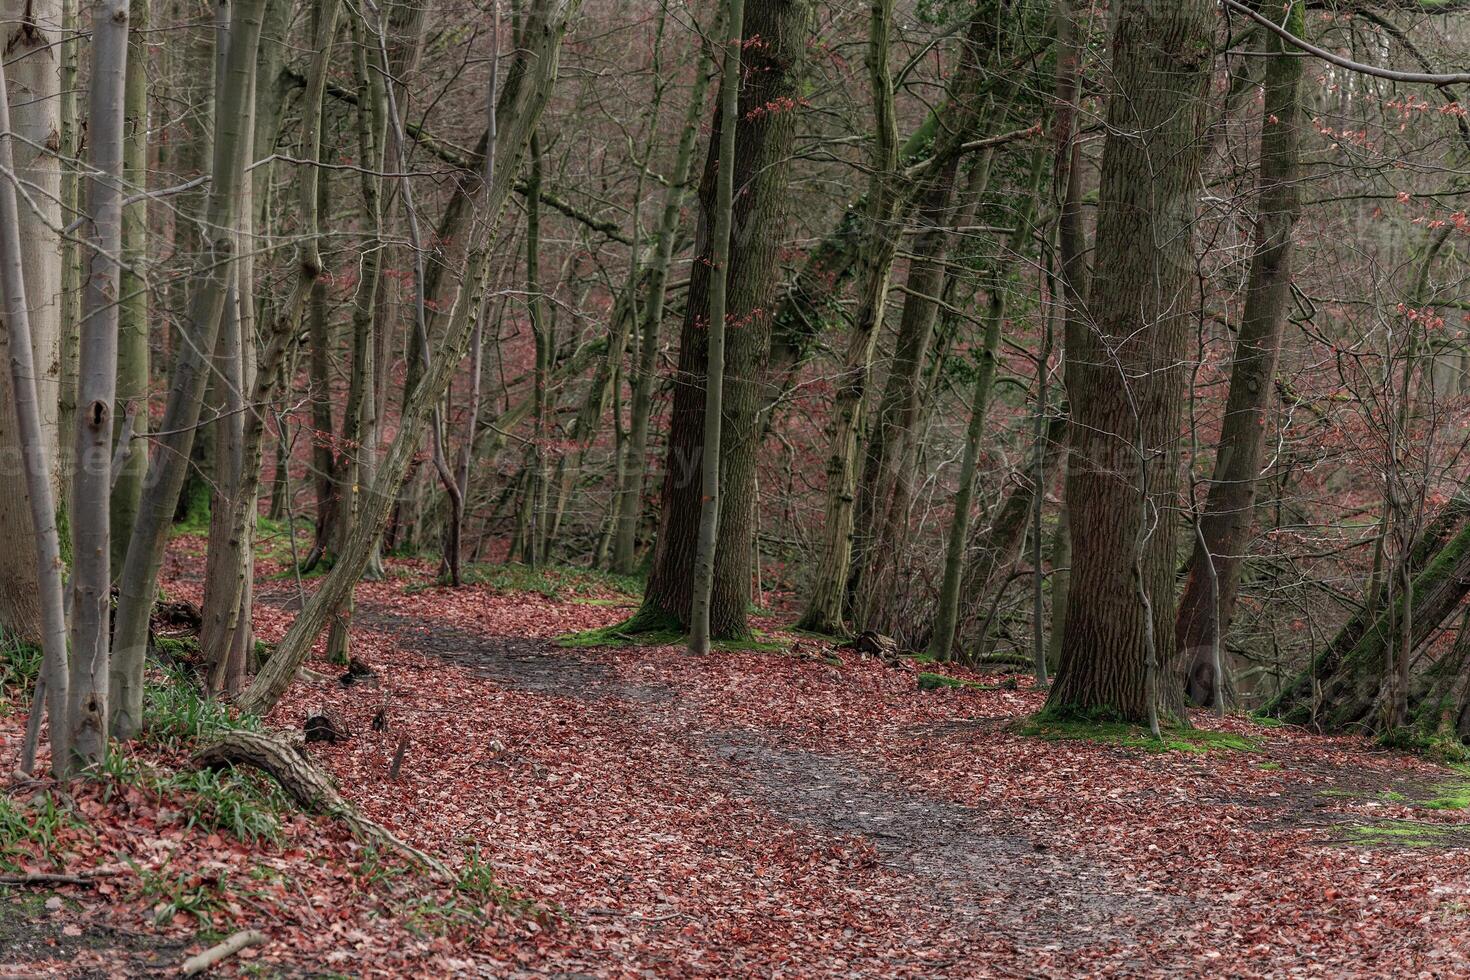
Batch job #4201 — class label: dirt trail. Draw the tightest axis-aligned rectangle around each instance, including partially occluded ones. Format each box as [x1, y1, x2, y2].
[354, 595, 1185, 960]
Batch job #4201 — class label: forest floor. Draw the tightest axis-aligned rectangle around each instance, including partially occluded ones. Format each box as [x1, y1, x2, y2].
[5, 537, 1470, 976]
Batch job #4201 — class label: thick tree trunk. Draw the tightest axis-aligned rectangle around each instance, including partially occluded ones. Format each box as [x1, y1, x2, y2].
[630, 0, 813, 640]
[1175, 1, 1303, 709]
[1045, 0, 1213, 724]
[0, 1, 63, 644]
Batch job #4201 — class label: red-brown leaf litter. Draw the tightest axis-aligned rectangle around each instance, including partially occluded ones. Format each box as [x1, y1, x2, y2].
[4, 538, 1470, 976]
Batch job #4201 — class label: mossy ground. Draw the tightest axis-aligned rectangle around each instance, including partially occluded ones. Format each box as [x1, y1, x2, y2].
[1017, 713, 1261, 754]
[917, 672, 1017, 693]
[558, 618, 786, 654]
[411, 561, 645, 601]
[1338, 819, 1468, 848]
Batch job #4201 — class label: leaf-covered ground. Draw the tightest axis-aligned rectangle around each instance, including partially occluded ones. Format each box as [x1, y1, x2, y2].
[5, 539, 1470, 976]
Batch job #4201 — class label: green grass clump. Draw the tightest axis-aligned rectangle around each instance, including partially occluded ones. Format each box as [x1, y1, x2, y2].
[0, 792, 83, 871]
[102, 750, 287, 847]
[0, 629, 41, 705]
[142, 665, 260, 751]
[1018, 713, 1261, 754]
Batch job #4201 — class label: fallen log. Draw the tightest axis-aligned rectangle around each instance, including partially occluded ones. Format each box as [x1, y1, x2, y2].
[194, 730, 449, 879]
[181, 929, 266, 976]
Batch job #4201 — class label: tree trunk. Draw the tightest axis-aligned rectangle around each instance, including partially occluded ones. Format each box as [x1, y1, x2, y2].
[1175, 1, 1303, 709]
[0, 37, 73, 777]
[69, 0, 130, 769]
[0, 1, 63, 645]
[109, 0, 267, 740]
[629, 0, 813, 640]
[1045, 0, 1213, 724]
[687, 0, 745, 655]
[111, 0, 149, 577]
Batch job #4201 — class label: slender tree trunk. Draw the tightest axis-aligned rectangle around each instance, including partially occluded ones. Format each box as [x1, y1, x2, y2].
[0, 42, 73, 777]
[109, 0, 267, 739]
[0, 1, 64, 644]
[57, 0, 79, 514]
[1175, 1, 1304, 708]
[1045, 0, 1213, 724]
[111, 0, 150, 576]
[929, 281, 1008, 660]
[69, 0, 130, 769]
[688, 0, 746, 655]
[795, 0, 899, 637]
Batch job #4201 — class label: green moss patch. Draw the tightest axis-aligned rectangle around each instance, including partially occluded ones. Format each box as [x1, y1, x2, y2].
[1017, 715, 1262, 754]
[918, 672, 1016, 693]
[1338, 819, 1468, 848]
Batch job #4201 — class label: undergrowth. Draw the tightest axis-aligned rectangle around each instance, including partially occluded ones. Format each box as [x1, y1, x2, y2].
[0, 792, 84, 872]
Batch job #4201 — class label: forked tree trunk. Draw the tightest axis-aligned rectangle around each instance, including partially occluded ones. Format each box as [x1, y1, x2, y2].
[1045, 0, 1213, 724]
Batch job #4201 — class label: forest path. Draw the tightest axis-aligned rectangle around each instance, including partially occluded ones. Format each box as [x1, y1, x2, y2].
[294, 588, 1202, 975]
[243, 570, 1470, 976]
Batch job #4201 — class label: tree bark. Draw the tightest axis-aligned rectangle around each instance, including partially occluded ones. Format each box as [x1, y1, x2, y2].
[0, 1, 64, 644]
[1045, 0, 1213, 724]
[629, 0, 813, 640]
[1175, 1, 1304, 708]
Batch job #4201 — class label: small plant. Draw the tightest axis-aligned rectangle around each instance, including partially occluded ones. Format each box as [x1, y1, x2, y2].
[101, 748, 286, 846]
[142, 664, 260, 751]
[0, 791, 83, 871]
[128, 856, 232, 927]
[0, 629, 41, 700]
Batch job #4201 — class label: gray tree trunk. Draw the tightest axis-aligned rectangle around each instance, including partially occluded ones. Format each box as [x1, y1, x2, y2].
[0, 1, 64, 644]
[69, 0, 130, 768]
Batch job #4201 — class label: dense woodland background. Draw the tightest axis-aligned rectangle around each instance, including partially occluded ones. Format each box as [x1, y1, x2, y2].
[2, 0, 1470, 772]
